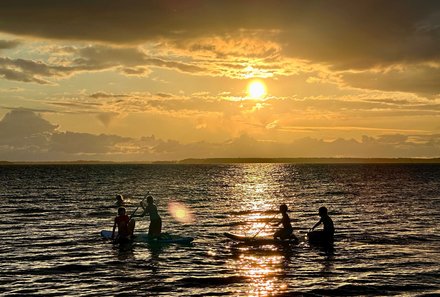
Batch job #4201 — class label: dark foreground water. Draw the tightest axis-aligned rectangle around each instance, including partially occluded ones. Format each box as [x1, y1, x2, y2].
[0, 163, 439, 296]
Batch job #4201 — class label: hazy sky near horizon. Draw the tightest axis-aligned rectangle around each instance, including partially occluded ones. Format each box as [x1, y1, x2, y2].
[0, 0, 439, 161]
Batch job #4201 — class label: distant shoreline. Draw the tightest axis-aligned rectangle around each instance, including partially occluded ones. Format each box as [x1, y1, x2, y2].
[1, 157, 440, 165]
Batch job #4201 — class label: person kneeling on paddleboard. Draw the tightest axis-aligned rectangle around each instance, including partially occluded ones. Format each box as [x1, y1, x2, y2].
[309, 206, 334, 243]
[133, 196, 162, 239]
[273, 204, 298, 241]
[112, 207, 135, 243]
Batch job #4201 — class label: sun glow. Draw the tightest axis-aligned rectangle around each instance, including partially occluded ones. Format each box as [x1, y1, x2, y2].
[247, 80, 267, 99]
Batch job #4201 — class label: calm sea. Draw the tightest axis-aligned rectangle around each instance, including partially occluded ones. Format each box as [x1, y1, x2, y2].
[0, 164, 439, 296]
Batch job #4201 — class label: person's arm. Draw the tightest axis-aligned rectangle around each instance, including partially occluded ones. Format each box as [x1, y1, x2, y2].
[132, 203, 149, 218]
[141, 204, 150, 217]
[311, 219, 322, 231]
[111, 219, 117, 239]
[272, 219, 281, 227]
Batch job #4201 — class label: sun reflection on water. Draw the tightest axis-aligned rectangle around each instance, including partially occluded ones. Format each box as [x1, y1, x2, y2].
[225, 164, 296, 296]
[234, 164, 284, 214]
[230, 247, 288, 296]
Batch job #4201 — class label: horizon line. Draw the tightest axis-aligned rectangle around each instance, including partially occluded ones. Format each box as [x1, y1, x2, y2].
[1, 157, 440, 165]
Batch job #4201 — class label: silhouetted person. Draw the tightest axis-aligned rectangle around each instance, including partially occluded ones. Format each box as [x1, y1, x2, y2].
[273, 204, 298, 242]
[133, 196, 162, 239]
[309, 206, 334, 243]
[115, 194, 125, 207]
[111, 207, 135, 243]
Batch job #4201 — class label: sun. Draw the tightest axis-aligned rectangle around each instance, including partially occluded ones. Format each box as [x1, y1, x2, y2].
[247, 80, 267, 99]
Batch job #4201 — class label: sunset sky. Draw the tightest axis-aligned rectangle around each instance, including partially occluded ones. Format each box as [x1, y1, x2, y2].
[0, 0, 439, 161]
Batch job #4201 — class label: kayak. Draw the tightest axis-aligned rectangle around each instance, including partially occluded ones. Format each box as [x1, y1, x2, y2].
[100, 230, 194, 244]
[224, 232, 299, 245]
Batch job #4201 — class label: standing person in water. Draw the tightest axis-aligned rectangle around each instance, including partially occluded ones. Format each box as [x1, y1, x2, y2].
[273, 204, 298, 242]
[111, 207, 135, 243]
[135, 196, 162, 239]
[309, 206, 334, 242]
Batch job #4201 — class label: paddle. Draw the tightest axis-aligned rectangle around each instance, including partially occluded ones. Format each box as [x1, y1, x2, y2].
[129, 192, 149, 220]
[251, 213, 278, 239]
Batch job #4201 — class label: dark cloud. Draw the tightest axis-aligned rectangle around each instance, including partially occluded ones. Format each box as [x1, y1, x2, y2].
[0, 108, 57, 148]
[120, 66, 150, 76]
[0, 109, 130, 158]
[96, 112, 119, 127]
[0, 108, 57, 138]
[0, 44, 205, 84]
[89, 92, 130, 99]
[0, 67, 50, 84]
[0, 0, 438, 70]
[75, 45, 206, 73]
[0, 39, 21, 49]
[74, 46, 146, 67]
[0, 57, 80, 84]
[342, 65, 440, 96]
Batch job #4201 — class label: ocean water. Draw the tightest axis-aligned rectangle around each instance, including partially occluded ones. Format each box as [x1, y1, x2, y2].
[0, 163, 439, 296]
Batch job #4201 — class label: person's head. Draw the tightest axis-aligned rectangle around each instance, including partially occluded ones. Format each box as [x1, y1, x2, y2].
[116, 194, 123, 201]
[118, 207, 126, 216]
[319, 206, 328, 217]
[146, 196, 154, 204]
[279, 204, 288, 213]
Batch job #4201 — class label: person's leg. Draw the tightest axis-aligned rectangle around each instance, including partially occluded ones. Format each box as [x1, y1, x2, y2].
[148, 223, 154, 238]
[280, 229, 294, 240]
[288, 231, 299, 243]
[323, 231, 334, 243]
[157, 218, 162, 235]
[149, 219, 162, 238]
[273, 228, 282, 239]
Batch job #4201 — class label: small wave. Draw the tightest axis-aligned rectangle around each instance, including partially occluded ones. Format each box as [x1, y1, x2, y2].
[356, 234, 440, 245]
[29, 263, 97, 275]
[325, 191, 359, 196]
[308, 283, 437, 296]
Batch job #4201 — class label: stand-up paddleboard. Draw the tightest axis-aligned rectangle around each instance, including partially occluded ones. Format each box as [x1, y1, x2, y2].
[224, 232, 299, 245]
[100, 230, 194, 244]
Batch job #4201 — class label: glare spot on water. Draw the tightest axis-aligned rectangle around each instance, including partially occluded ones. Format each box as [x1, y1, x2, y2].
[168, 201, 194, 223]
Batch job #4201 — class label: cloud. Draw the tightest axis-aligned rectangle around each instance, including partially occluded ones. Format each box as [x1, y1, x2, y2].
[74, 45, 206, 73]
[341, 65, 440, 96]
[50, 131, 129, 154]
[0, 56, 79, 84]
[89, 92, 130, 99]
[0, 39, 20, 49]
[0, 44, 207, 84]
[0, 108, 57, 137]
[0, 110, 438, 161]
[0, 109, 131, 159]
[1, 2, 438, 96]
[0, 0, 438, 70]
[0, 108, 57, 149]
[96, 112, 119, 127]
